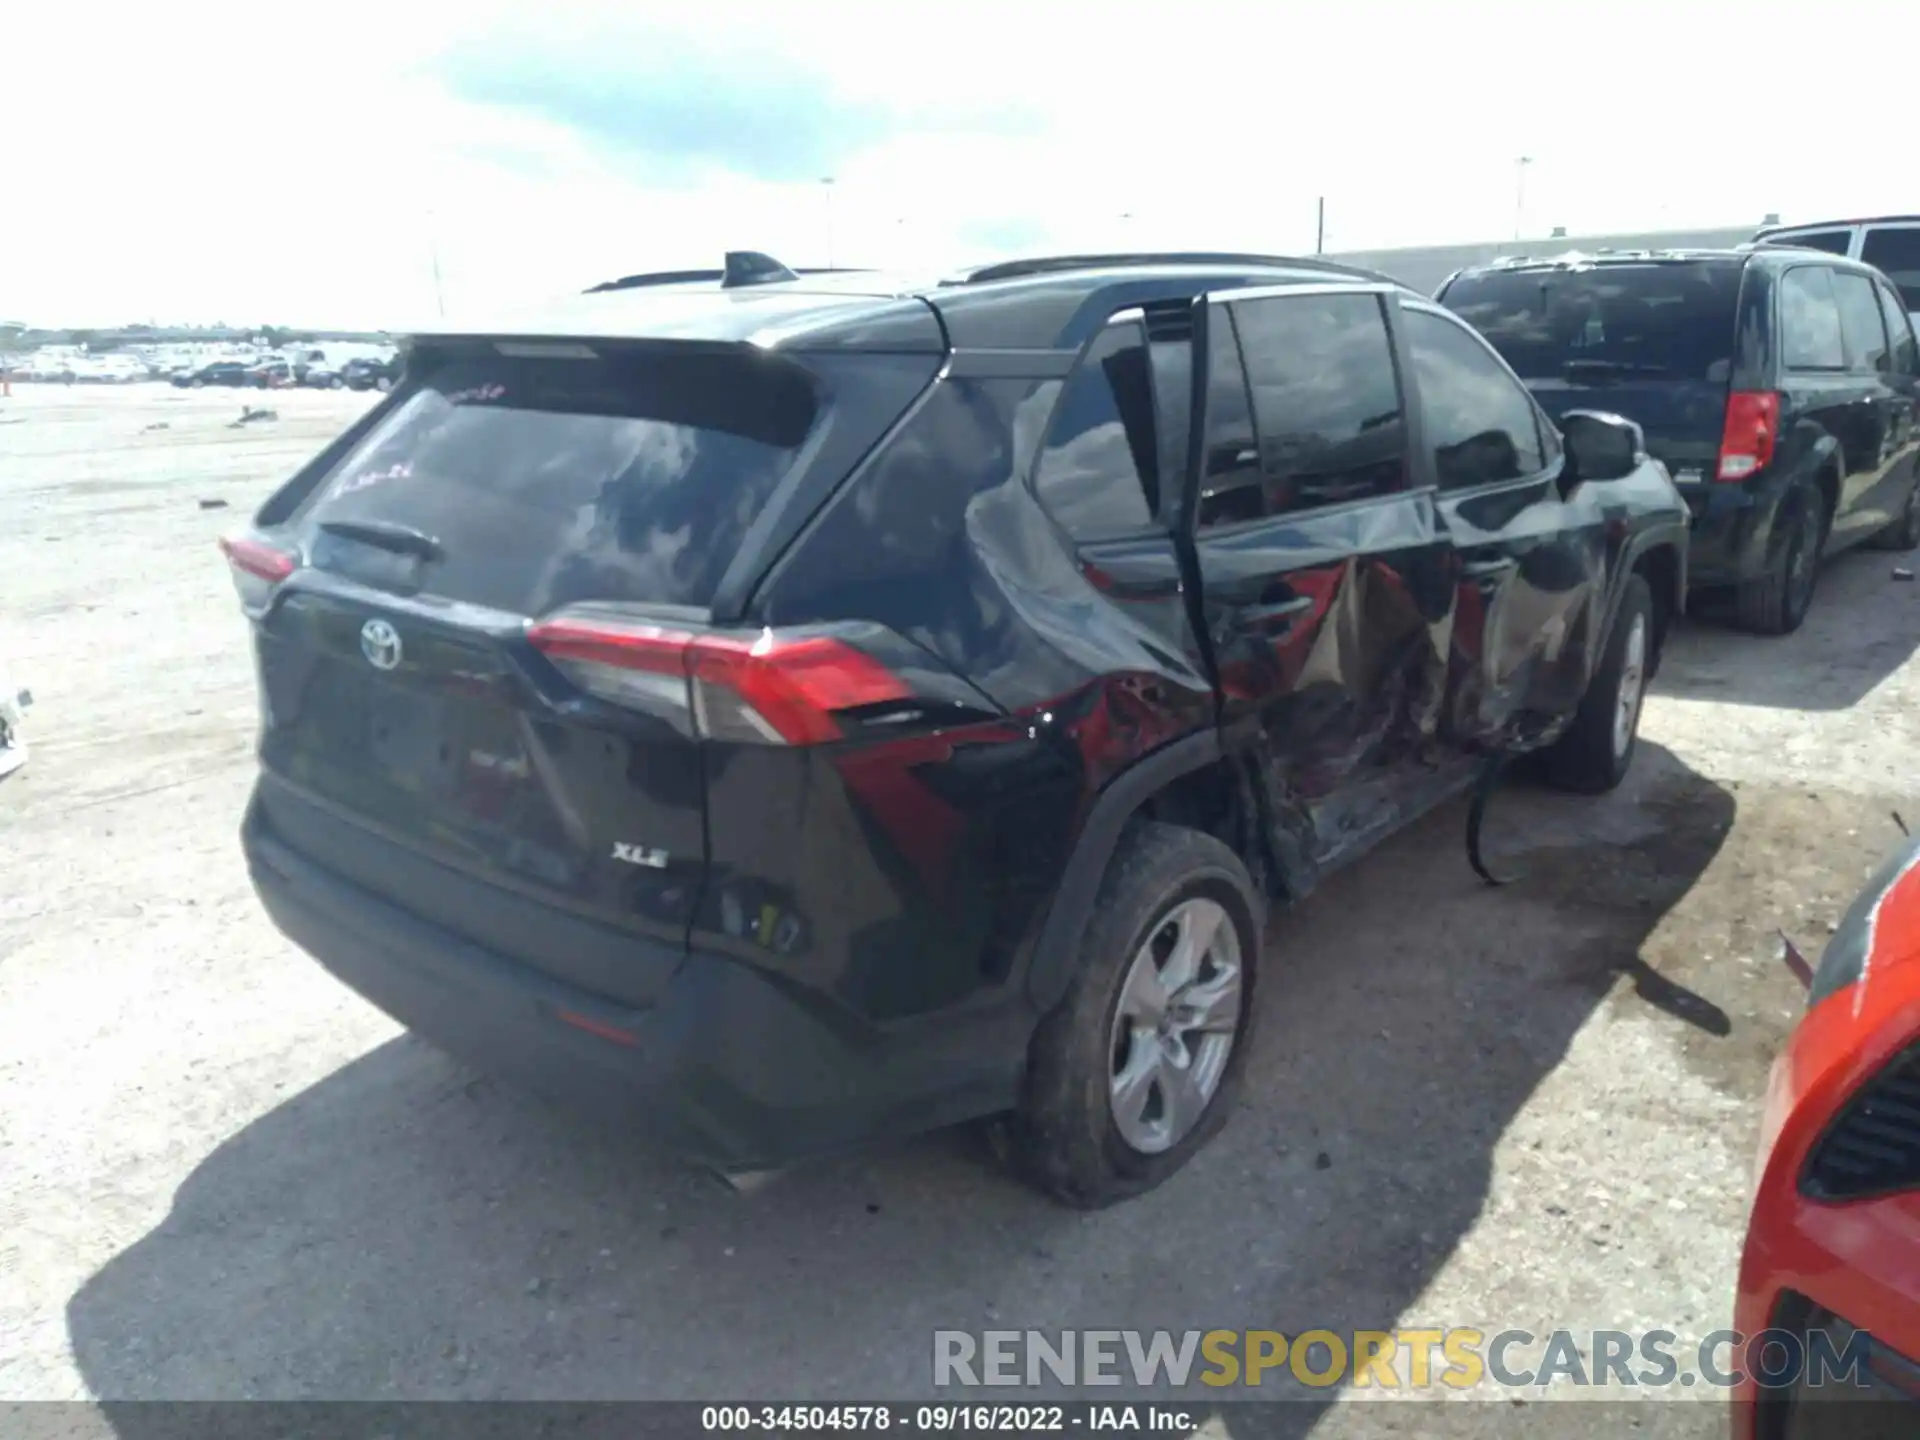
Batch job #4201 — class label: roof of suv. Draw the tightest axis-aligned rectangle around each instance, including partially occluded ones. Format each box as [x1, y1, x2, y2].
[1447, 246, 1894, 279]
[408, 252, 1416, 355]
[1756, 214, 1920, 235]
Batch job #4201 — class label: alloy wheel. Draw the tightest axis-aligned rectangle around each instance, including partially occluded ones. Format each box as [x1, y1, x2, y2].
[1612, 612, 1648, 759]
[1107, 897, 1243, 1154]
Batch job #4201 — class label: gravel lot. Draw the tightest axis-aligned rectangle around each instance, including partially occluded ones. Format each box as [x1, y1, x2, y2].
[3, 384, 1918, 1433]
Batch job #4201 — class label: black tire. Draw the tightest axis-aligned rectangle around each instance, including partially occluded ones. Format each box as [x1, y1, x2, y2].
[1736, 482, 1824, 634]
[1543, 574, 1654, 795]
[1008, 821, 1263, 1208]
[1869, 477, 1920, 552]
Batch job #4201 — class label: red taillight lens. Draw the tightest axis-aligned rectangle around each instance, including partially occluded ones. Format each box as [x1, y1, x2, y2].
[218, 534, 298, 610]
[525, 613, 909, 746]
[1716, 390, 1780, 482]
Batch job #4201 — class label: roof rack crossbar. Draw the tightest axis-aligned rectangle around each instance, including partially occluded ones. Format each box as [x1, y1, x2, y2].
[951, 252, 1403, 287]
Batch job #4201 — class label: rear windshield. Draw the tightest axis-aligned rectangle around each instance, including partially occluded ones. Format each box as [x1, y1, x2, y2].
[302, 347, 817, 614]
[1439, 262, 1744, 384]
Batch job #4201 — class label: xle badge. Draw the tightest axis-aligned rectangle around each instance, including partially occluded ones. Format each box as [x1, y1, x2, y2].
[612, 843, 670, 869]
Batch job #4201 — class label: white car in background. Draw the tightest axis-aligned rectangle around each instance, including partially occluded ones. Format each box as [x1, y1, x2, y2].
[1754, 214, 1920, 329]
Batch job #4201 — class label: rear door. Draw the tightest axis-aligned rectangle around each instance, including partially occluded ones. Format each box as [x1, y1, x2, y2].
[1871, 276, 1920, 519]
[1777, 264, 1885, 549]
[1398, 303, 1605, 743]
[1182, 286, 1456, 882]
[250, 341, 904, 1004]
[1832, 267, 1915, 535]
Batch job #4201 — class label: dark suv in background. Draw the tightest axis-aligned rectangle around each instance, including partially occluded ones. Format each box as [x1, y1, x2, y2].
[225, 250, 1685, 1206]
[1438, 248, 1920, 634]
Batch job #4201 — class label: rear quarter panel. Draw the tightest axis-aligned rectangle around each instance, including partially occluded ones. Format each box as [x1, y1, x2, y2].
[742, 374, 1216, 1021]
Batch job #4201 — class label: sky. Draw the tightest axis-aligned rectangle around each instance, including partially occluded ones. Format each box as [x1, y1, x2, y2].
[5, 0, 1913, 330]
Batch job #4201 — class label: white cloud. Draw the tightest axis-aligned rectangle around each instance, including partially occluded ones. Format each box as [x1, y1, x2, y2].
[5, 0, 1911, 328]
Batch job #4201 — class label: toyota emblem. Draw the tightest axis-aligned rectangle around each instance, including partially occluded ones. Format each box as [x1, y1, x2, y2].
[360, 618, 402, 671]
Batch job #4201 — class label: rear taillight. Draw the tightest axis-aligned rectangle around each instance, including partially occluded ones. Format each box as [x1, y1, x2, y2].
[218, 534, 298, 610]
[525, 611, 910, 746]
[1716, 390, 1781, 481]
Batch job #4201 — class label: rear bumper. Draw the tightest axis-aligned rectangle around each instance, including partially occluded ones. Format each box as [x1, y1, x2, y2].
[1680, 480, 1784, 587]
[243, 795, 1030, 1171]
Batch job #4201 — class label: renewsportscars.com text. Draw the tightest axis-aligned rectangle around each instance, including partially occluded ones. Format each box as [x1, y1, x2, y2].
[932, 1327, 1872, 1392]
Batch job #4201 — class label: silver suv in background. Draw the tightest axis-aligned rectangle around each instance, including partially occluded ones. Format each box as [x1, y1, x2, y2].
[1755, 215, 1920, 329]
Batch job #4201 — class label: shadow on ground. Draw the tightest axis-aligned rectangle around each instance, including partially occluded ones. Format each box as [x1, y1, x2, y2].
[69, 745, 1745, 1437]
[1661, 548, 1919, 711]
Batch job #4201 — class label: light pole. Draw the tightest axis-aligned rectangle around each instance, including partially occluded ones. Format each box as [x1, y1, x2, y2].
[820, 177, 836, 269]
[426, 208, 447, 318]
[1513, 156, 1533, 241]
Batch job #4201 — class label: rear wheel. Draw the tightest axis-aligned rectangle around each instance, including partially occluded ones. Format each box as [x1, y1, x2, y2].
[1869, 477, 1920, 551]
[1009, 822, 1262, 1208]
[1736, 482, 1823, 634]
[1544, 574, 1653, 794]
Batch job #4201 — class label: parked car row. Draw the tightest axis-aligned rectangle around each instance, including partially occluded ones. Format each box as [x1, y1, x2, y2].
[1436, 216, 1920, 634]
[169, 354, 399, 391]
[4, 353, 151, 383]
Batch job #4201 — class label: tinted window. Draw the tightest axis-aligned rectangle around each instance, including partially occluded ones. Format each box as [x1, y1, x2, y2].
[1146, 333, 1193, 511]
[1833, 271, 1890, 372]
[1779, 267, 1847, 370]
[304, 350, 817, 613]
[1439, 262, 1742, 383]
[1877, 282, 1919, 377]
[1403, 309, 1544, 489]
[1862, 227, 1920, 313]
[1204, 293, 1404, 524]
[1193, 307, 1263, 529]
[1764, 229, 1852, 256]
[1033, 320, 1158, 538]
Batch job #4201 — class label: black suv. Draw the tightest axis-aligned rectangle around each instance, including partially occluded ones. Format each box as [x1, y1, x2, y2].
[341, 355, 398, 391]
[227, 251, 1686, 1206]
[173, 360, 254, 388]
[1438, 249, 1920, 634]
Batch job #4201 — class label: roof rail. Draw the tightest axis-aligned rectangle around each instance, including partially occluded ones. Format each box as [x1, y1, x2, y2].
[950, 252, 1403, 287]
[1756, 213, 1920, 236]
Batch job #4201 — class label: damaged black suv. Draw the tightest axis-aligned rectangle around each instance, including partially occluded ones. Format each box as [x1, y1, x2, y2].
[227, 250, 1688, 1207]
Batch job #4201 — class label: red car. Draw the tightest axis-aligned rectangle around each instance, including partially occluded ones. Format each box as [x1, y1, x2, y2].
[1735, 831, 1920, 1436]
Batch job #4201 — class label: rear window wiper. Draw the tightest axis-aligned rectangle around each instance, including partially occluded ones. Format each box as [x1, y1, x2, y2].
[1561, 358, 1679, 378]
[318, 517, 445, 561]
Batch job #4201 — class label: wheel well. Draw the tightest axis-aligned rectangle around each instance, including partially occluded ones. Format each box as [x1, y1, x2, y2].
[1815, 461, 1841, 535]
[1631, 544, 1681, 664]
[1134, 757, 1268, 893]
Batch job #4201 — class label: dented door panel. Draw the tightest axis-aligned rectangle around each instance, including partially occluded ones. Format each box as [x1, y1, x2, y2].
[1193, 495, 1458, 883]
[1437, 471, 1607, 750]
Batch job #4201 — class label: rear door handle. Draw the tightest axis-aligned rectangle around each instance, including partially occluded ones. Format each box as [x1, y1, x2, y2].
[1235, 596, 1314, 630]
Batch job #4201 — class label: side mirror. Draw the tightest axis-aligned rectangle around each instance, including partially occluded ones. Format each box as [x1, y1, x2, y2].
[1560, 409, 1645, 484]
